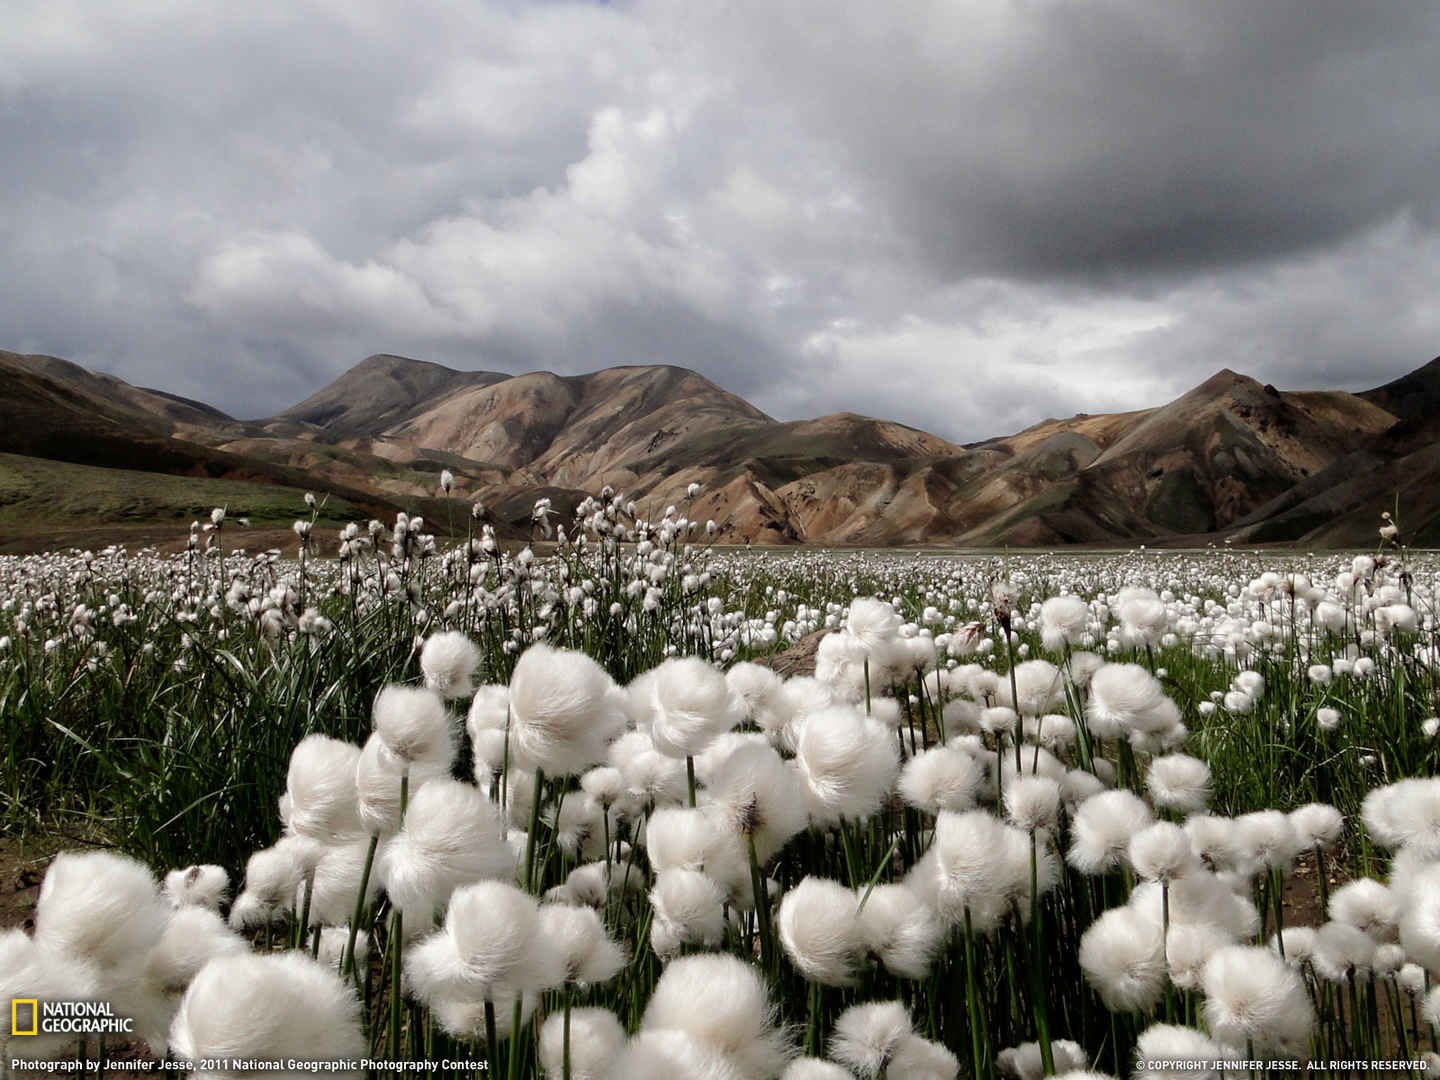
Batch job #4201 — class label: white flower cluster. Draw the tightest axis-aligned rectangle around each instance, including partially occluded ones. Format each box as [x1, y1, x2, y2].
[7, 495, 1440, 1078]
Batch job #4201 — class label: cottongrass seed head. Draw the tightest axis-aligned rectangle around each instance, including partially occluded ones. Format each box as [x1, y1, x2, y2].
[1310, 921, 1376, 983]
[508, 643, 625, 776]
[372, 684, 455, 766]
[1002, 659, 1064, 716]
[1235, 810, 1301, 872]
[777, 876, 865, 987]
[886, 1033, 959, 1080]
[843, 597, 904, 660]
[283, 734, 365, 845]
[829, 1000, 913, 1078]
[169, 952, 365, 1079]
[536, 902, 627, 988]
[1129, 821, 1197, 884]
[143, 905, 248, 1001]
[997, 1037, 1088, 1080]
[899, 745, 986, 815]
[781, 1059, 854, 1080]
[406, 880, 550, 1002]
[933, 809, 1056, 931]
[34, 850, 171, 973]
[419, 630, 481, 699]
[1145, 754, 1212, 815]
[304, 839, 385, 930]
[1165, 922, 1233, 991]
[1202, 944, 1315, 1054]
[539, 1007, 625, 1080]
[162, 865, 230, 911]
[1364, 778, 1440, 856]
[1271, 926, 1318, 968]
[854, 882, 944, 980]
[725, 661, 791, 738]
[644, 805, 751, 906]
[649, 868, 729, 958]
[794, 706, 900, 827]
[1086, 663, 1170, 738]
[355, 730, 454, 837]
[1068, 790, 1153, 875]
[466, 684, 511, 775]
[641, 953, 793, 1080]
[1398, 863, 1440, 972]
[702, 741, 810, 862]
[1079, 906, 1166, 1013]
[1039, 594, 1090, 651]
[1425, 986, 1440, 1030]
[646, 655, 745, 759]
[1288, 803, 1344, 851]
[1328, 877, 1399, 940]
[1133, 1024, 1236, 1080]
[607, 1030, 748, 1080]
[1004, 774, 1062, 834]
[1, 929, 101, 1061]
[426, 985, 536, 1045]
[377, 778, 514, 929]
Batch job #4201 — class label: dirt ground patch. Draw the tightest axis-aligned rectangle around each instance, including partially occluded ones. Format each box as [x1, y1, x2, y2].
[1283, 847, 1332, 928]
[0, 836, 59, 930]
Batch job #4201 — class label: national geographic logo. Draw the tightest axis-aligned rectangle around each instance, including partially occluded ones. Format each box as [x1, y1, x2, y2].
[10, 1000, 36, 1037]
[8, 1000, 134, 1036]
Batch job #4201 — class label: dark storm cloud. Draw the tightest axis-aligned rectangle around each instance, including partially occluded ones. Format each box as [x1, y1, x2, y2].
[701, 0, 1440, 281]
[2, 0, 1439, 441]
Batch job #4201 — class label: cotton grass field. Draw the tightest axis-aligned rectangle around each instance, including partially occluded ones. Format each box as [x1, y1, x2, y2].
[3, 487, 1440, 1080]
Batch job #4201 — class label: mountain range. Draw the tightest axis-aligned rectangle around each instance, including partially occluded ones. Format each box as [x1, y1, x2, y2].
[2, 346, 1437, 550]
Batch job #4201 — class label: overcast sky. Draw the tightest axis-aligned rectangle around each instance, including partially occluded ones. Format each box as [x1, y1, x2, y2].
[4, 0, 1440, 441]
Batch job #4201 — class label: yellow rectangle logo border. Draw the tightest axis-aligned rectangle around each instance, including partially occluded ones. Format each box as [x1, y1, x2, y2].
[11, 998, 38, 1036]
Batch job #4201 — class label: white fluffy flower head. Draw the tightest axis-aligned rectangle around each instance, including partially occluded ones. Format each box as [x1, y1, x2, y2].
[420, 631, 481, 699]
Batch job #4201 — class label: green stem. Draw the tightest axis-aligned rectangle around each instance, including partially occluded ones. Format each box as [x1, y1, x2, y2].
[524, 767, 546, 893]
[563, 987, 573, 1080]
[1030, 831, 1055, 1075]
[388, 909, 404, 1061]
[602, 807, 612, 881]
[805, 978, 823, 1056]
[386, 769, 410, 1061]
[341, 833, 380, 979]
[964, 906, 986, 1080]
[1005, 632, 1023, 773]
[296, 868, 315, 951]
[747, 829, 775, 977]
[856, 835, 903, 913]
[484, 997, 499, 1078]
[838, 820, 861, 889]
[507, 996, 525, 1080]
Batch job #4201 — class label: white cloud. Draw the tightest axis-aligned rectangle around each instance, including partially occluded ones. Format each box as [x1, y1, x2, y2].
[1, 0, 1438, 434]
[187, 232, 447, 335]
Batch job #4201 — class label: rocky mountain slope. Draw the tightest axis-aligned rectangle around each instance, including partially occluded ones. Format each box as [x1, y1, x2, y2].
[0, 351, 431, 532]
[5, 346, 1439, 548]
[272, 353, 512, 438]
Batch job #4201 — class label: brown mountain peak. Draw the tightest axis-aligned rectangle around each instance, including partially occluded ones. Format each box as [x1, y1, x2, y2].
[5, 344, 1438, 552]
[275, 354, 511, 435]
[1191, 367, 1257, 396]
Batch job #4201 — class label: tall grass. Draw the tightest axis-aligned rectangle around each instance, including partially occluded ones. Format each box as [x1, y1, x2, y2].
[3, 501, 1440, 1078]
